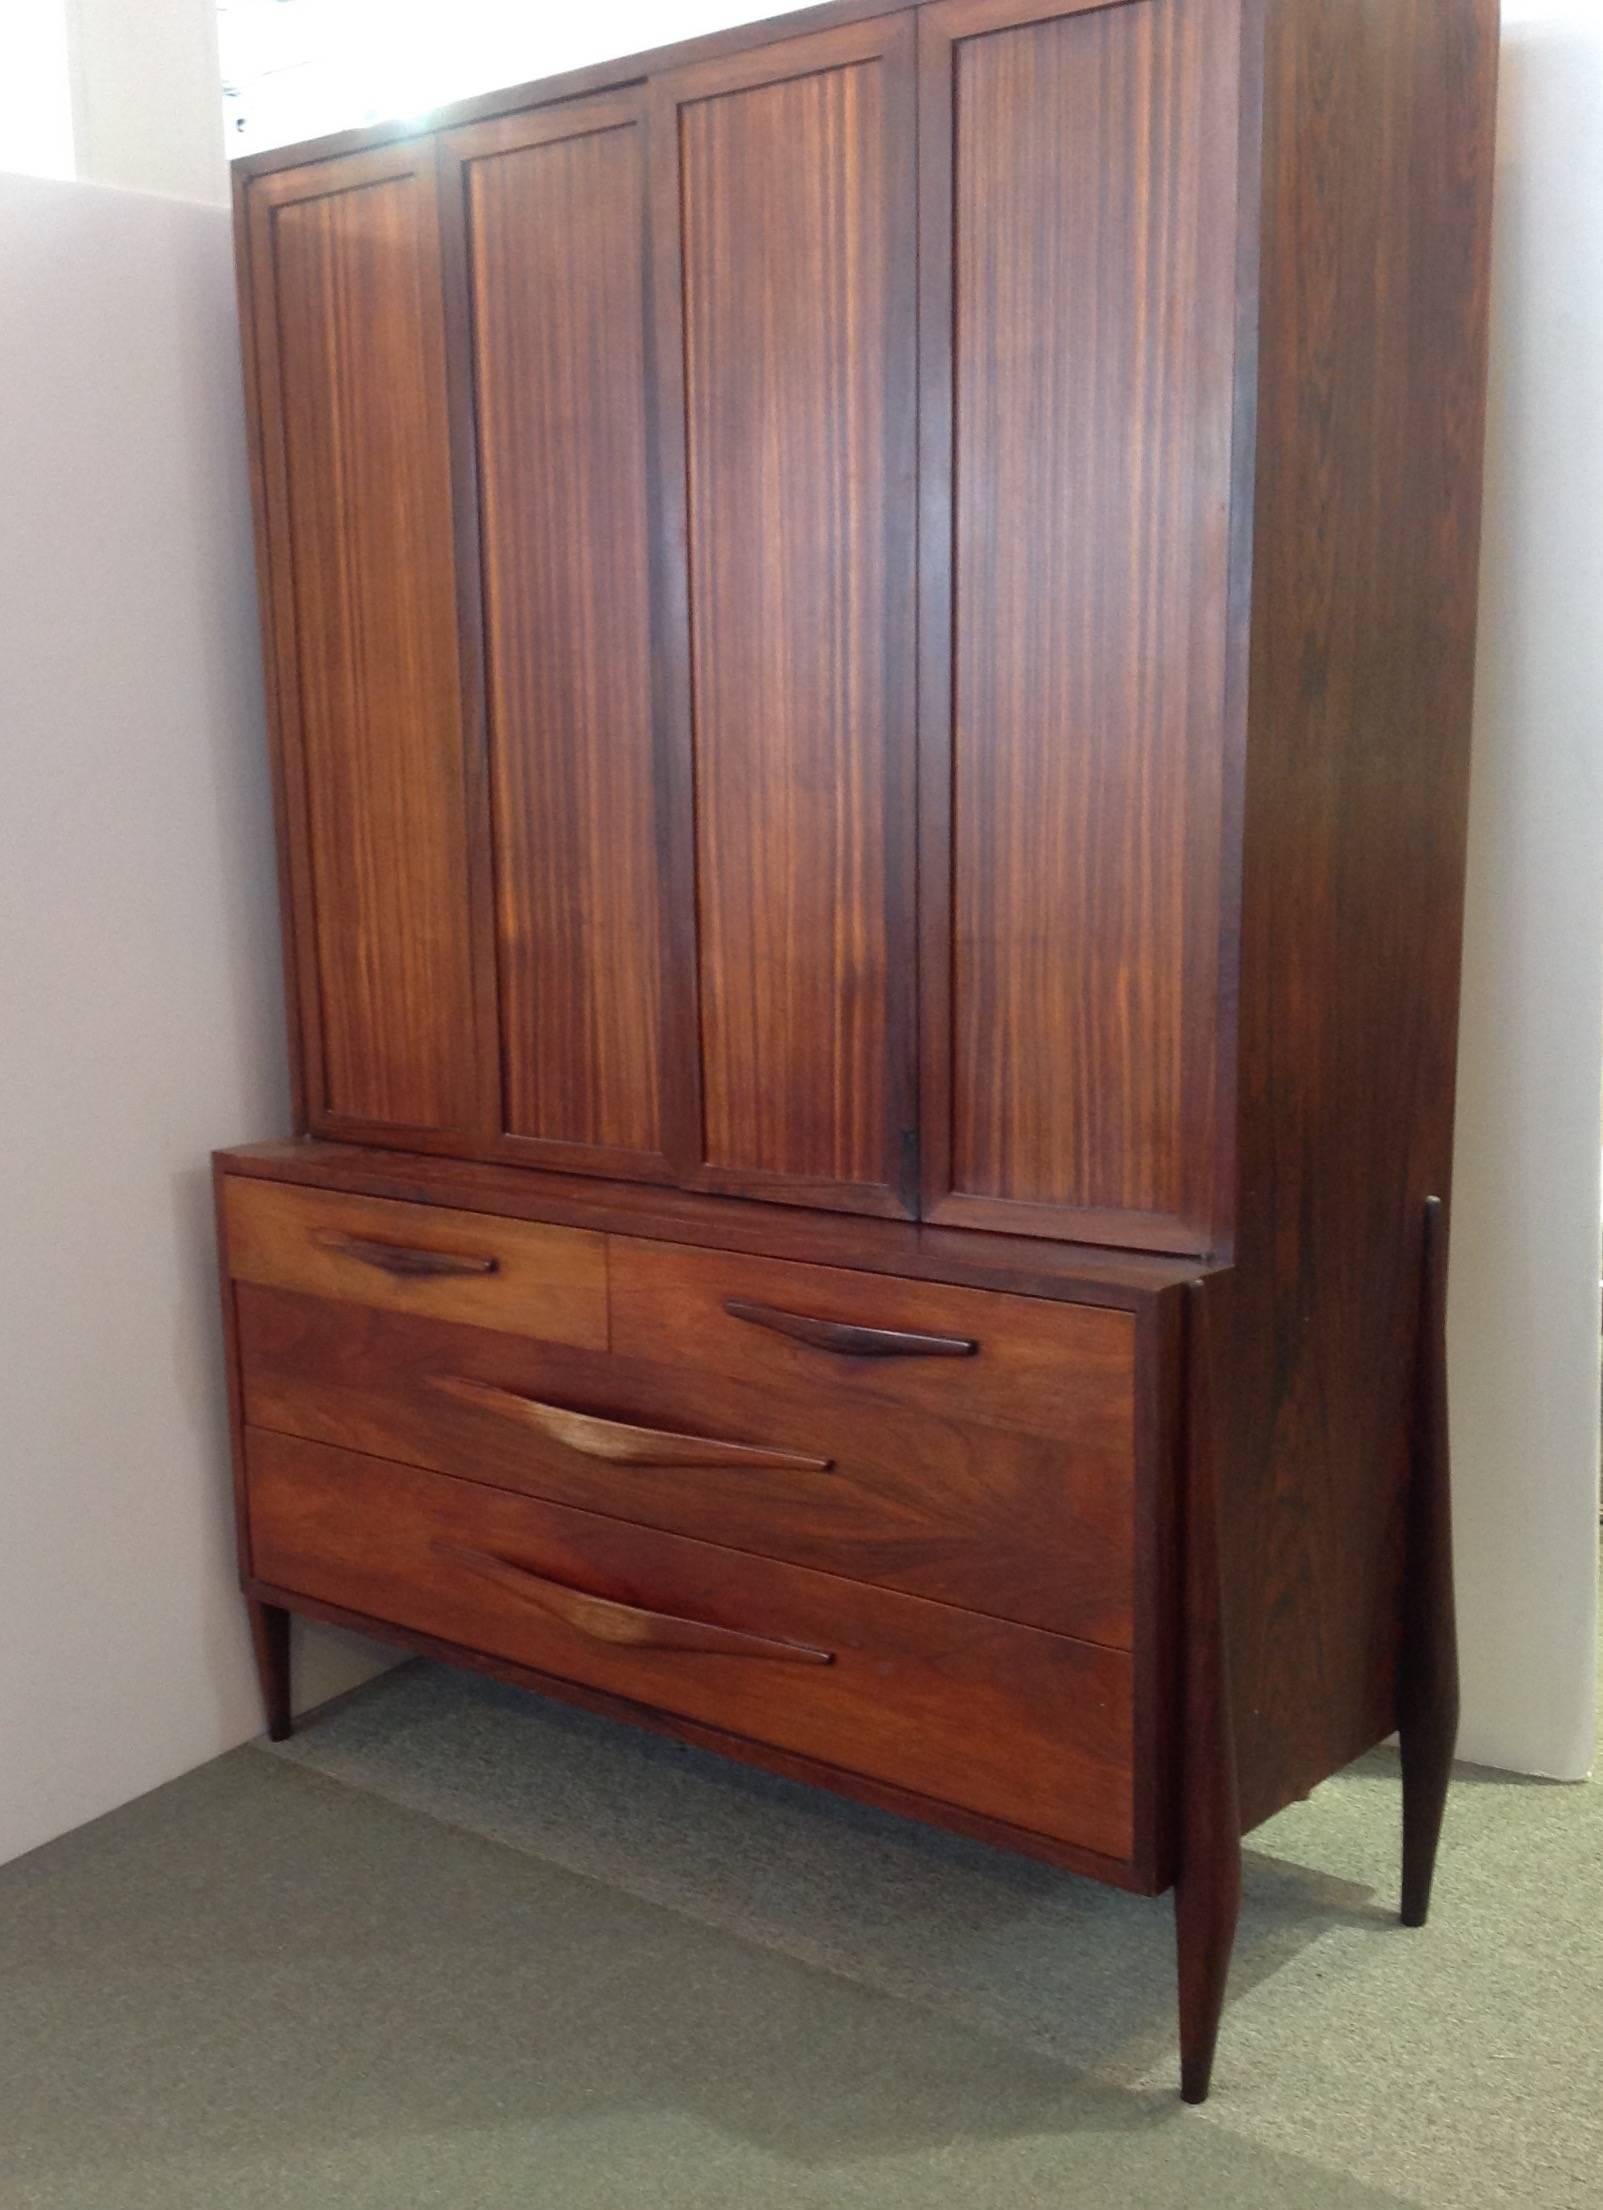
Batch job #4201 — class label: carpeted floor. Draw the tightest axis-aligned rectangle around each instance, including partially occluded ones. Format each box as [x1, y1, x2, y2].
[2, 1656, 1597, 2209]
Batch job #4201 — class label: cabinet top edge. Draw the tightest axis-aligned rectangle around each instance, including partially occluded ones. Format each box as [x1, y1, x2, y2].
[230, 0, 919, 185]
[215, 1143, 1227, 1307]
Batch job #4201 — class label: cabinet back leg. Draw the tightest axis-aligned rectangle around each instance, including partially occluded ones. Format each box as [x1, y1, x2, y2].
[1174, 1279, 1242, 2103]
[247, 1597, 293, 1742]
[1398, 1195, 1458, 1926]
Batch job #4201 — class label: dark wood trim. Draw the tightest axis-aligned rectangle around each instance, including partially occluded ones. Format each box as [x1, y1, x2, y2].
[212, 1155, 254, 1584]
[882, 11, 923, 1219]
[488, 1133, 677, 1185]
[1398, 1194, 1458, 1926]
[922, 0, 1141, 27]
[432, 122, 510, 1152]
[1173, 1277, 1241, 2105]
[926, 1192, 1217, 1262]
[643, 62, 710, 1188]
[246, 1597, 293, 1742]
[216, 1143, 1220, 1307]
[1133, 1284, 1185, 1895]
[723, 1300, 976, 1359]
[230, 0, 920, 183]
[913, 0, 957, 1233]
[1205, 0, 1267, 1263]
[230, 164, 307, 1134]
[243, 163, 332, 1129]
[246, 1575, 1162, 1892]
[681, 1166, 917, 1222]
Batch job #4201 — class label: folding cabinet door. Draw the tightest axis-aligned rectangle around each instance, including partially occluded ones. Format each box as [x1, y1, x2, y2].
[440, 97, 693, 1183]
[652, 18, 920, 1219]
[918, 0, 1248, 1254]
[245, 144, 487, 1148]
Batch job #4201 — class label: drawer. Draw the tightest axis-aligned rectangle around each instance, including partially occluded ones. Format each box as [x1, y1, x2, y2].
[221, 1176, 606, 1347]
[246, 1429, 1136, 1861]
[611, 1238, 1137, 1445]
[236, 1285, 1134, 1645]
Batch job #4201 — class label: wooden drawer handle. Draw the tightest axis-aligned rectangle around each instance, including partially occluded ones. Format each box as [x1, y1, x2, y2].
[436, 1543, 834, 1664]
[314, 1229, 500, 1280]
[429, 1375, 832, 1472]
[723, 1299, 977, 1360]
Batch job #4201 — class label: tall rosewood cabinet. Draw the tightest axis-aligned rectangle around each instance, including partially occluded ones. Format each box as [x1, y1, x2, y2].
[217, 0, 1498, 2099]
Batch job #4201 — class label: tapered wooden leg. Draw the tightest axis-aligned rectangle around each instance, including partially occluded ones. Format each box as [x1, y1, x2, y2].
[1398, 1195, 1458, 1927]
[247, 1598, 293, 1742]
[1174, 1280, 1242, 2104]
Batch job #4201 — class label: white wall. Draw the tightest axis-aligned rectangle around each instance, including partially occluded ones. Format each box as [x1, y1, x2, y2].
[220, 0, 823, 159]
[70, 0, 228, 204]
[1450, 0, 1602, 1780]
[0, 173, 392, 1868]
[0, 0, 75, 179]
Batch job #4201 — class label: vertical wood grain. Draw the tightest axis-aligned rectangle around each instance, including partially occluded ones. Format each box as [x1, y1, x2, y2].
[662, 21, 918, 1215]
[1174, 1276, 1241, 2103]
[252, 150, 480, 1136]
[920, 0, 1242, 1252]
[1222, 0, 1499, 1831]
[232, 165, 309, 1134]
[451, 102, 680, 1175]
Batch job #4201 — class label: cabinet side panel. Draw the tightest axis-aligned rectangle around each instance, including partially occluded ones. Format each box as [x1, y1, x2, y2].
[258, 159, 479, 1134]
[926, 0, 1241, 1249]
[672, 30, 918, 1210]
[1227, 0, 1499, 1828]
[463, 116, 672, 1166]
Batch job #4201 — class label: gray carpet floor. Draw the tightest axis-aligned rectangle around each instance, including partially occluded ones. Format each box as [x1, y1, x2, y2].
[2, 1655, 1598, 2209]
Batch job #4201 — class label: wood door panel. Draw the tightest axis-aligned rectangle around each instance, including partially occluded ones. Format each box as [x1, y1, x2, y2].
[451, 102, 679, 1172]
[919, 0, 1244, 1251]
[247, 1428, 1136, 1858]
[661, 21, 918, 1213]
[251, 150, 480, 1137]
[236, 1282, 1136, 1645]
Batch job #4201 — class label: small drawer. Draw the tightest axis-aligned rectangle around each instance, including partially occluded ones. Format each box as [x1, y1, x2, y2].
[610, 1237, 1137, 1446]
[235, 1285, 1135, 1645]
[221, 1175, 607, 1347]
[246, 1428, 1136, 1861]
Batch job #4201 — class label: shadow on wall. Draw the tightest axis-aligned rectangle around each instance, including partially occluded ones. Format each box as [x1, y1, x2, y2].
[0, 173, 395, 1869]
[1449, 15, 1603, 1780]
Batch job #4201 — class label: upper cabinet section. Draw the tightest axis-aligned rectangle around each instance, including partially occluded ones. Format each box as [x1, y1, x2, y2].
[917, 0, 1244, 1254]
[245, 146, 484, 1144]
[654, 19, 920, 1217]
[236, 0, 1253, 1252]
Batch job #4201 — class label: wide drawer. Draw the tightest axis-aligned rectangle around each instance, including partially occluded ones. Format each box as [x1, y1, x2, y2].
[236, 1285, 1135, 1645]
[222, 1176, 606, 1346]
[610, 1238, 1137, 1445]
[246, 1429, 1136, 1861]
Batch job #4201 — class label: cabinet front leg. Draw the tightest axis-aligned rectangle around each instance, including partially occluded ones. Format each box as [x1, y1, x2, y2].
[247, 1598, 293, 1742]
[1398, 1195, 1458, 1926]
[1174, 1279, 1241, 2104]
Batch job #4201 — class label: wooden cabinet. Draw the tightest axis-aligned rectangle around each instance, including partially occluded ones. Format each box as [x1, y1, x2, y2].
[222, 0, 1498, 2103]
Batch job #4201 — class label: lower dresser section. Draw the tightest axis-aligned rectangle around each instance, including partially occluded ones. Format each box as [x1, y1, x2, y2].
[245, 1428, 1137, 1864]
